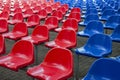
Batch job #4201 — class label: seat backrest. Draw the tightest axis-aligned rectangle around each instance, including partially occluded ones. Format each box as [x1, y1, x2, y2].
[71, 8, 81, 13]
[37, 9, 47, 16]
[86, 34, 112, 50]
[0, 34, 5, 54]
[45, 16, 58, 25]
[33, 6, 41, 11]
[0, 19, 8, 30]
[101, 9, 115, 17]
[27, 14, 40, 23]
[32, 25, 49, 38]
[84, 20, 104, 33]
[0, 11, 9, 19]
[62, 18, 78, 31]
[62, 4, 69, 11]
[45, 6, 52, 13]
[86, 8, 98, 15]
[68, 12, 81, 22]
[44, 47, 73, 69]
[85, 58, 120, 80]
[111, 25, 120, 37]
[56, 29, 76, 43]
[24, 9, 33, 14]
[13, 13, 23, 21]
[85, 14, 99, 24]
[101, 6, 112, 12]
[51, 10, 63, 18]
[57, 6, 66, 14]
[106, 15, 120, 24]
[12, 22, 28, 34]
[10, 40, 34, 61]
[14, 8, 22, 13]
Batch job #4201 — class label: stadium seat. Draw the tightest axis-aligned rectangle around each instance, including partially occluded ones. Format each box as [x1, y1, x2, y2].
[0, 11, 9, 20]
[82, 58, 120, 80]
[57, 6, 66, 15]
[10, 7, 22, 16]
[27, 47, 73, 80]
[23, 9, 33, 18]
[25, 14, 40, 28]
[0, 19, 8, 33]
[100, 9, 115, 21]
[44, 16, 58, 30]
[54, 18, 78, 32]
[0, 40, 34, 71]
[70, 7, 81, 13]
[0, 35, 5, 55]
[8, 13, 23, 24]
[22, 25, 49, 45]
[51, 10, 63, 21]
[33, 6, 41, 13]
[3, 22, 28, 41]
[82, 8, 98, 18]
[75, 34, 112, 58]
[68, 12, 81, 22]
[37, 9, 47, 19]
[45, 29, 76, 49]
[77, 21, 104, 37]
[104, 15, 120, 29]
[45, 6, 53, 14]
[79, 14, 99, 26]
[110, 25, 120, 42]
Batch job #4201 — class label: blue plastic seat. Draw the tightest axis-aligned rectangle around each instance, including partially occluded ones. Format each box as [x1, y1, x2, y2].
[77, 21, 104, 37]
[81, 8, 98, 19]
[82, 58, 120, 80]
[79, 14, 99, 26]
[75, 34, 112, 58]
[104, 15, 120, 29]
[100, 9, 115, 21]
[110, 25, 120, 42]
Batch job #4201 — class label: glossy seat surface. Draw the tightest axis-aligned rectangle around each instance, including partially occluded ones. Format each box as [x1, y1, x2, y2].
[0, 40, 34, 71]
[45, 29, 76, 49]
[3, 22, 28, 40]
[82, 58, 120, 80]
[27, 47, 73, 80]
[75, 34, 112, 58]
[22, 25, 49, 45]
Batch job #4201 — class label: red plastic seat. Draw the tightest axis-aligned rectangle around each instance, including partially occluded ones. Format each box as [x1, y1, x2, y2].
[2, 6, 10, 14]
[71, 8, 81, 13]
[3, 22, 28, 41]
[0, 35, 5, 55]
[57, 6, 66, 15]
[23, 9, 33, 18]
[25, 14, 40, 28]
[44, 16, 58, 30]
[62, 4, 69, 11]
[45, 6, 52, 14]
[8, 13, 23, 24]
[0, 19, 8, 33]
[68, 12, 81, 22]
[45, 29, 76, 48]
[33, 6, 41, 13]
[51, 10, 63, 21]
[27, 47, 73, 80]
[54, 18, 78, 32]
[10, 8, 22, 16]
[0, 11, 9, 20]
[40, 3, 47, 9]
[0, 40, 34, 71]
[37, 9, 47, 19]
[22, 25, 49, 45]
